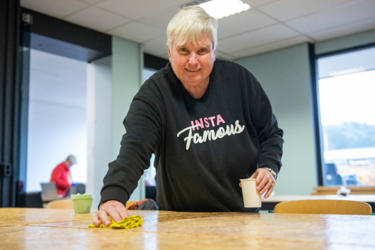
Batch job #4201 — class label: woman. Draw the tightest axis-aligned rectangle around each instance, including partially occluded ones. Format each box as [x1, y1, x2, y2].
[92, 6, 283, 227]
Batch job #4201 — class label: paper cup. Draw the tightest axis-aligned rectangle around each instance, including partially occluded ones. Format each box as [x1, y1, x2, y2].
[240, 179, 261, 208]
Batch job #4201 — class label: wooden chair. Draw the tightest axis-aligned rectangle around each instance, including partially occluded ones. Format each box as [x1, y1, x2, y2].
[45, 199, 73, 209]
[273, 200, 372, 215]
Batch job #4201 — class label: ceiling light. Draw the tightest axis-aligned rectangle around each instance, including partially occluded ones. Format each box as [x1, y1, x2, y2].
[183, 0, 251, 19]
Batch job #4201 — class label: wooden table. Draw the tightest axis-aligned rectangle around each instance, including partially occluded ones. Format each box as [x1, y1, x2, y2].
[1, 208, 374, 249]
[261, 195, 375, 211]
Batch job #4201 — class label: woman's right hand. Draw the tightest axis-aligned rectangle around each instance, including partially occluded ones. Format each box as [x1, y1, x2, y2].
[91, 200, 129, 227]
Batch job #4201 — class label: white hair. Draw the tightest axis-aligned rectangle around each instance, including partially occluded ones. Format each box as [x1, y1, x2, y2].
[67, 155, 77, 165]
[166, 6, 218, 49]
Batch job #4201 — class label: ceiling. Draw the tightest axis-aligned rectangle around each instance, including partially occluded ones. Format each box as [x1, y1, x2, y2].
[21, 0, 375, 60]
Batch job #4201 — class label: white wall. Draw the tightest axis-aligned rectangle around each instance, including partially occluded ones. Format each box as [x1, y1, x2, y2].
[87, 56, 113, 209]
[86, 37, 145, 208]
[27, 49, 87, 192]
[235, 43, 317, 195]
[112, 37, 145, 201]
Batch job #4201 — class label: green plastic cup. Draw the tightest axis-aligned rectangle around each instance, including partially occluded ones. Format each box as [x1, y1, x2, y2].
[71, 193, 93, 214]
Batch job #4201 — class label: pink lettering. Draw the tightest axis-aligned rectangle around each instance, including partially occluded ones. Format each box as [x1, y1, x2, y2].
[191, 121, 195, 131]
[195, 118, 204, 130]
[204, 117, 209, 128]
[216, 114, 225, 126]
[208, 116, 216, 127]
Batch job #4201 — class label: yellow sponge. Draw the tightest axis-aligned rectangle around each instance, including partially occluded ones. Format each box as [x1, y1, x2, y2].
[89, 215, 143, 229]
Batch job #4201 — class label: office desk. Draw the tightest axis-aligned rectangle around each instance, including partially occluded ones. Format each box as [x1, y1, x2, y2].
[1, 208, 374, 249]
[261, 195, 375, 211]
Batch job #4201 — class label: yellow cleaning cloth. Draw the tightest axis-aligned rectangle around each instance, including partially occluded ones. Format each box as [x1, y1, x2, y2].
[89, 215, 143, 229]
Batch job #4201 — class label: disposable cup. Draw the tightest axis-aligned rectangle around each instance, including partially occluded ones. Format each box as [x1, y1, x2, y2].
[71, 193, 93, 214]
[240, 179, 261, 208]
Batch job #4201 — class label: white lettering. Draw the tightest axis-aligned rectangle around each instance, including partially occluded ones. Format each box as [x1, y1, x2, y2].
[177, 120, 245, 150]
[216, 127, 225, 138]
[177, 124, 200, 150]
[235, 120, 245, 133]
[225, 124, 235, 136]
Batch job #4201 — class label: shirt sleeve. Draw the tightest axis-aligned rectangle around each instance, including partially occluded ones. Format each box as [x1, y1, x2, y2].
[248, 73, 284, 174]
[99, 80, 164, 206]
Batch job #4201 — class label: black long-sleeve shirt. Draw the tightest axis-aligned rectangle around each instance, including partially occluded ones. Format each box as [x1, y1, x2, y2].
[100, 59, 284, 212]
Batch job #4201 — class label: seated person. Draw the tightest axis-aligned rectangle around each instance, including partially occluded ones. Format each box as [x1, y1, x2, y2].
[50, 155, 77, 197]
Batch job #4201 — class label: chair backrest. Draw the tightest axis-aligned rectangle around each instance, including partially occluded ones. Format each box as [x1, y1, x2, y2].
[46, 199, 73, 209]
[273, 200, 372, 215]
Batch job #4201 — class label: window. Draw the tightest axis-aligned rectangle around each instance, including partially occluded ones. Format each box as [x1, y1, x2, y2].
[317, 46, 375, 187]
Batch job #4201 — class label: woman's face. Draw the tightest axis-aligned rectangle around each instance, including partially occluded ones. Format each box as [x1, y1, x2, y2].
[168, 34, 216, 91]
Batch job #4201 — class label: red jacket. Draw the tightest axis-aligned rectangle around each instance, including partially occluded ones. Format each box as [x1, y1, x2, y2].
[50, 162, 72, 196]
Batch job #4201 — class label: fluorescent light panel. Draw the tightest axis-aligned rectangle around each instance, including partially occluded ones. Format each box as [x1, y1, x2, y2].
[198, 0, 251, 19]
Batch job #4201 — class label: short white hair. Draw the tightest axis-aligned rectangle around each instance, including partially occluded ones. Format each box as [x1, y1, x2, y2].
[166, 6, 218, 49]
[67, 155, 77, 165]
